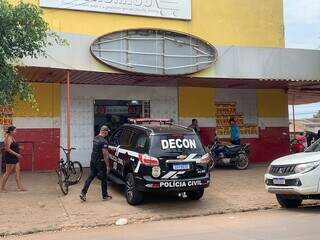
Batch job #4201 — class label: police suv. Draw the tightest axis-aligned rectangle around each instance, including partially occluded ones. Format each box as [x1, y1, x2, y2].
[107, 119, 211, 205]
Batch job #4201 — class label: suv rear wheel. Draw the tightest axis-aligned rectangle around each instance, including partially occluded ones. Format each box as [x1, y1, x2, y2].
[186, 189, 204, 200]
[276, 194, 302, 208]
[125, 173, 143, 205]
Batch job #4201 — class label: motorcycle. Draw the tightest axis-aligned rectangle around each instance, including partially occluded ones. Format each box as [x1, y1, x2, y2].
[206, 139, 250, 170]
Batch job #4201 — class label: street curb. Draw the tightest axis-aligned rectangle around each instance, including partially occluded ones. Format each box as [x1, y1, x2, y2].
[2, 202, 319, 238]
[0, 204, 280, 238]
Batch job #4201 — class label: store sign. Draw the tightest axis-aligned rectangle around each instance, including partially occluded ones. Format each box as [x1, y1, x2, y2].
[0, 107, 13, 126]
[39, 0, 192, 20]
[90, 29, 218, 75]
[215, 101, 259, 139]
[95, 106, 129, 115]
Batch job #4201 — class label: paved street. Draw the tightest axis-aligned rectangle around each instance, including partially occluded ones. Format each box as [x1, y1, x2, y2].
[6, 207, 320, 240]
[0, 164, 318, 237]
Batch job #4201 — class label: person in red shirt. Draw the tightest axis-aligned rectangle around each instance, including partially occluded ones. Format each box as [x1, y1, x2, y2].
[292, 132, 306, 153]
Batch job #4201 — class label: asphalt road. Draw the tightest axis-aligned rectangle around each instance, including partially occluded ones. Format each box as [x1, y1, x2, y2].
[6, 206, 320, 240]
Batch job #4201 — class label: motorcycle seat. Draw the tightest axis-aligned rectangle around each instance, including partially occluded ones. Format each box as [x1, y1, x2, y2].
[225, 145, 243, 152]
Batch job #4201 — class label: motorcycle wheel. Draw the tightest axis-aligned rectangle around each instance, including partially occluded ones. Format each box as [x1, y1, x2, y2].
[235, 153, 249, 170]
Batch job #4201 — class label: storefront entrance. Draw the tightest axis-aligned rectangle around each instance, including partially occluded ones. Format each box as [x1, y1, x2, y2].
[94, 100, 150, 135]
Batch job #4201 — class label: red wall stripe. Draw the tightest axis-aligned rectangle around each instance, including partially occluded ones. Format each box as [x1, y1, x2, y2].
[15, 127, 290, 171]
[16, 128, 60, 171]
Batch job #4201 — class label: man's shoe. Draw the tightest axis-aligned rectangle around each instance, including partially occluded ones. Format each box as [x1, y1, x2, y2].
[80, 193, 86, 202]
[102, 195, 112, 201]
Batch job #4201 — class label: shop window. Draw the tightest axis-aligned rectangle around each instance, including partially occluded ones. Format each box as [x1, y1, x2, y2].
[143, 101, 150, 118]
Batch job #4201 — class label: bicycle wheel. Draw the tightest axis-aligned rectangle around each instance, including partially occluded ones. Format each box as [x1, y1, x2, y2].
[67, 161, 83, 185]
[56, 168, 69, 195]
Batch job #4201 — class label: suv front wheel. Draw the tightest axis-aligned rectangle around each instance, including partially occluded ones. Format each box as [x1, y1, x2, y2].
[125, 173, 143, 205]
[186, 189, 204, 200]
[276, 194, 302, 208]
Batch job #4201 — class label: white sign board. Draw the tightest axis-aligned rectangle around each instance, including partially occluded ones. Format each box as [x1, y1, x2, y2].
[40, 0, 192, 20]
[91, 29, 217, 75]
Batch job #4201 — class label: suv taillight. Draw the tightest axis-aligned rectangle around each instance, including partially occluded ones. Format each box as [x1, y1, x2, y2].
[200, 153, 210, 164]
[139, 154, 159, 166]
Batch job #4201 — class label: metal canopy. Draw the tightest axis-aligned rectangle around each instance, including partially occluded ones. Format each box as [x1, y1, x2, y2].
[18, 66, 320, 105]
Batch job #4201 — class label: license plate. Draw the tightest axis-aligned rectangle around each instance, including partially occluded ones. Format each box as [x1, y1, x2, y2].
[173, 163, 190, 170]
[273, 178, 286, 185]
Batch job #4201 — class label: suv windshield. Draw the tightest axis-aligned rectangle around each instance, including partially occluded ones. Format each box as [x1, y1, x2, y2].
[305, 139, 320, 152]
[149, 134, 205, 157]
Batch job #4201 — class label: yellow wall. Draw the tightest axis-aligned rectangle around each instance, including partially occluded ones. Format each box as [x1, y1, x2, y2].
[14, 83, 60, 117]
[179, 88, 289, 119]
[257, 89, 288, 118]
[179, 87, 216, 117]
[10, 0, 284, 48]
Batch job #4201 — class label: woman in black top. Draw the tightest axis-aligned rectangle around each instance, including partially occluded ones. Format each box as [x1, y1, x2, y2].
[0, 126, 26, 192]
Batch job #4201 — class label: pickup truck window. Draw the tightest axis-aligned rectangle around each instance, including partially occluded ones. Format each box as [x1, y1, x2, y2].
[305, 139, 320, 152]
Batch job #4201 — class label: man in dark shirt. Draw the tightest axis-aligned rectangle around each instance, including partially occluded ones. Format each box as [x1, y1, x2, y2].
[188, 119, 200, 135]
[80, 126, 112, 201]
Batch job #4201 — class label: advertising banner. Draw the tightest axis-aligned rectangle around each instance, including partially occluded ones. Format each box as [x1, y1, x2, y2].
[40, 0, 192, 20]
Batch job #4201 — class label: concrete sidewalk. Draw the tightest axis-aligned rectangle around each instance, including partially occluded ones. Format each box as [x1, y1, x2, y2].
[0, 165, 279, 236]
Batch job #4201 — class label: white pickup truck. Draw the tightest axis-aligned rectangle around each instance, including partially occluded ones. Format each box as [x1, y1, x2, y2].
[265, 140, 320, 208]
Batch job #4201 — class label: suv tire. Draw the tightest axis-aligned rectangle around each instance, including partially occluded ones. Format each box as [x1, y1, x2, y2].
[186, 189, 204, 200]
[125, 173, 143, 205]
[276, 194, 302, 208]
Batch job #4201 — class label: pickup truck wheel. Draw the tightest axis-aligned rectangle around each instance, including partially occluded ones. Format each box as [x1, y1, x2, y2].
[186, 189, 204, 200]
[125, 173, 143, 205]
[276, 194, 302, 208]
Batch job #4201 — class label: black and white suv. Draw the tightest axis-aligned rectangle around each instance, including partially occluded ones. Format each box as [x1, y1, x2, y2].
[107, 119, 211, 205]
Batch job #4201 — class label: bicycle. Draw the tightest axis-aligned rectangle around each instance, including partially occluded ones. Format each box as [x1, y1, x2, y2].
[56, 146, 83, 195]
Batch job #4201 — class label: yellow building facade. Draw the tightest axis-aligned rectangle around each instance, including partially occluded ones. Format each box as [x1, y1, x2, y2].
[6, 0, 294, 170]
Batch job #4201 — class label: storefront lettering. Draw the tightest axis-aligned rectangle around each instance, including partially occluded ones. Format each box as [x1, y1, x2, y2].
[85, 0, 152, 7]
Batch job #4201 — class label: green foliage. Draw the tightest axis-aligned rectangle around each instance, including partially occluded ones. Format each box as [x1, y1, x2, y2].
[0, 0, 64, 107]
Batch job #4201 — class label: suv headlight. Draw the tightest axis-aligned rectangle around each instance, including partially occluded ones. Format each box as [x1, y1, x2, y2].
[294, 161, 320, 174]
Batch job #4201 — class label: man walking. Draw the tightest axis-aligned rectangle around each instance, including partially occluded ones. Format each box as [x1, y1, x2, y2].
[230, 118, 240, 145]
[80, 126, 112, 201]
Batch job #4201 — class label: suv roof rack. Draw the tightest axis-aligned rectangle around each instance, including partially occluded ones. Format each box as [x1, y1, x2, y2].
[128, 118, 173, 125]
[171, 123, 193, 131]
[128, 119, 192, 131]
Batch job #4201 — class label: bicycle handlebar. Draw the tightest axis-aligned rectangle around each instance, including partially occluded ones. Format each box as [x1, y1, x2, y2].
[59, 146, 76, 153]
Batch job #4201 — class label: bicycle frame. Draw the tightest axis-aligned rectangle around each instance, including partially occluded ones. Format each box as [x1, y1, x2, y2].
[60, 146, 75, 162]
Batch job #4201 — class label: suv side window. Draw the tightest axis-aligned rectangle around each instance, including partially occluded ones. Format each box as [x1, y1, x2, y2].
[109, 129, 122, 146]
[120, 129, 134, 147]
[132, 134, 149, 154]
